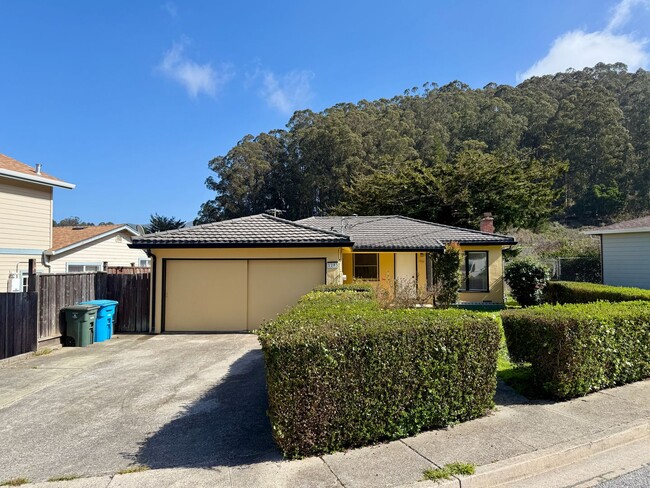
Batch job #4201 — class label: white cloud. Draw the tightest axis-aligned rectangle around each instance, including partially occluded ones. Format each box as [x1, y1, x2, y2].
[162, 1, 177, 18]
[158, 42, 233, 98]
[518, 0, 649, 82]
[257, 69, 315, 114]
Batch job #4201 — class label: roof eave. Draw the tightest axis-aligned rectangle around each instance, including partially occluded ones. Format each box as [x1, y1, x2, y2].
[128, 241, 353, 250]
[584, 227, 650, 235]
[0, 168, 75, 189]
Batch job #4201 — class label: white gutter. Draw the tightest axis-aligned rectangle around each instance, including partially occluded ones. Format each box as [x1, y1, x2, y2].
[584, 227, 650, 235]
[0, 167, 75, 189]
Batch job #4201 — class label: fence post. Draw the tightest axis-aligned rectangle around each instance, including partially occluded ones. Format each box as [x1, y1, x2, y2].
[27, 259, 37, 292]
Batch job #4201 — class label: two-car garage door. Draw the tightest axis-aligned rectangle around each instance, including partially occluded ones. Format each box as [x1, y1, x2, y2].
[163, 259, 325, 332]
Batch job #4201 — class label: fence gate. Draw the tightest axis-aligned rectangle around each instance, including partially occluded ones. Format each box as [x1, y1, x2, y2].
[107, 272, 150, 333]
[0, 292, 38, 359]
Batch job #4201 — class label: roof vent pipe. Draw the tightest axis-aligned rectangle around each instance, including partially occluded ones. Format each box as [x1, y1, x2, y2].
[35, 163, 42, 175]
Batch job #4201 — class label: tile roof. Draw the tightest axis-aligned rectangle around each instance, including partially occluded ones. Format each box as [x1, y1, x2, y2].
[585, 215, 650, 234]
[129, 214, 353, 248]
[50, 225, 133, 252]
[0, 153, 74, 188]
[298, 215, 516, 250]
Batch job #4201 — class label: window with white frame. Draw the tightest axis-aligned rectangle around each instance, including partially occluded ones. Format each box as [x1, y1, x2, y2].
[138, 258, 151, 267]
[66, 263, 103, 273]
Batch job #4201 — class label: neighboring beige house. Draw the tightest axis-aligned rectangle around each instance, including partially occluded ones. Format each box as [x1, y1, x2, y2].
[0, 153, 74, 292]
[129, 213, 515, 334]
[585, 215, 650, 289]
[45, 225, 149, 273]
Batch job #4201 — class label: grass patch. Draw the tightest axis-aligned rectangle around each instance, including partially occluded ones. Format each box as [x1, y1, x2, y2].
[117, 465, 150, 475]
[33, 348, 53, 357]
[48, 475, 79, 482]
[423, 462, 475, 481]
[0, 479, 29, 487]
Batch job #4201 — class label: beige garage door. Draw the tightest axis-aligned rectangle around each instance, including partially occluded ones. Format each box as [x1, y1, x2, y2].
[247, 259, 325, 329]
[163, 259, 325, 332]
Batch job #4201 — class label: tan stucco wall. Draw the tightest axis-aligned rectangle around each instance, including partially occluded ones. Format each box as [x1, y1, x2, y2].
[47, 231, 148, 273]
[150, 247, 343, 333]
[0, 177, 53, 292]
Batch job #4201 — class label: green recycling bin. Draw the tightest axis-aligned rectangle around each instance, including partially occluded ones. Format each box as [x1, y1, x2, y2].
[63, 304, 99, 347]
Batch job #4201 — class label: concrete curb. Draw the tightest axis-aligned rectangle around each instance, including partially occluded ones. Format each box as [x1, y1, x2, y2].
[397, 420, 650, 488]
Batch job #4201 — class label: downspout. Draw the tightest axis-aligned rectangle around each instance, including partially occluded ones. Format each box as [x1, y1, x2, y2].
[148, 250, 157, 334]
[42, 251, 53, 273]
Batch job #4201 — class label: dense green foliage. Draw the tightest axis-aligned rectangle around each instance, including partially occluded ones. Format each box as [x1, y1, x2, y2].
[502, 302, 650, 399]
[257, 287, 500, 458]
[504, 258, 550, 306]
[145, 213, 185, 233]
[429, 243, 462, 307]
[543, 281, 650, 304]
[198, 63, 650, 228]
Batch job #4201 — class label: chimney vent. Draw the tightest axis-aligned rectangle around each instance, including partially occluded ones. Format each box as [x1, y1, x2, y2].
[35, 163, 42, 175]
[480, 212, 495, 233]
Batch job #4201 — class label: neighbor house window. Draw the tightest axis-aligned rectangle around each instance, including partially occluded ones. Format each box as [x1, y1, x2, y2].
[66, 263, 103, 273]
[353, 253, 379, 280]
[461, 251, 489, 292]
[138, 258, 151, 267]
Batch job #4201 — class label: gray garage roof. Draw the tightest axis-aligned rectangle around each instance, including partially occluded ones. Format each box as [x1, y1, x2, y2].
[129, 213, 353, 248]
[584, 214, 650, 235]
[298, 215, 516, 251]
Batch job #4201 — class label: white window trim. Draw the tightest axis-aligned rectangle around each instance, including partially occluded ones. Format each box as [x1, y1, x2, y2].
[138, 258, 151, 267]
[65, 262, 104, 273]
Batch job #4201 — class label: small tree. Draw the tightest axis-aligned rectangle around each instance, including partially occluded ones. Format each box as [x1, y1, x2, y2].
[430, 242, 463, 308]
[145, 213, 185, 233]
[505, 258, 550, 307]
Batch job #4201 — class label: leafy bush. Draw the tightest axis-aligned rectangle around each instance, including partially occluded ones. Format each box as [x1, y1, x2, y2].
[257, 287, 501, 458]
[543, 281, 650, 304]
[429, 242, 463, 308]
[504, 258, 550, 306]
[502, 302, 650, 399]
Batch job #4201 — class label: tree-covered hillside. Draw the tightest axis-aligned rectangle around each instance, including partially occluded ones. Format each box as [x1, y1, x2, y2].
[196, 63, 650, 231]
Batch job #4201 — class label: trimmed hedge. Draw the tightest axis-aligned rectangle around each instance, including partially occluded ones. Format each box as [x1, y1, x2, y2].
[544, 281, 650, 304]
[502, 301, 650, 399]
[257, 287, 500, 458]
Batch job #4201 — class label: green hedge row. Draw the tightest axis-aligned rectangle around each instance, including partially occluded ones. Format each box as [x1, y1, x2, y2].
[543, 281, 650, 304]
[502, 301, 650, 399]
[257, 287, 501, 458]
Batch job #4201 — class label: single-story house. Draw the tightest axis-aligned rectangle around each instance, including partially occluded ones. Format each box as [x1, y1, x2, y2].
[298, 215, 515, 305]
[130, 213, 515, 333]
[585, 215, 650, 289]
[45, 224, 150, 273]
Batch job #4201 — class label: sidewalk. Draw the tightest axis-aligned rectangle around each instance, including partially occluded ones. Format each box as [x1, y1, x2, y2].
[21, 379, 650, 488]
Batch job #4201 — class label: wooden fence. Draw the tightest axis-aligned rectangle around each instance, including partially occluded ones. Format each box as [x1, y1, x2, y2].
[38, 273, 105, 341]
[0, 292, 38, 360]
[106, 272, 150, 332]
[1, 267, 150, 359]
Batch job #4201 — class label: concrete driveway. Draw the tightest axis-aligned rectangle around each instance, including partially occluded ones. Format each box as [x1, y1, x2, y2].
[0, 334, 279, 482]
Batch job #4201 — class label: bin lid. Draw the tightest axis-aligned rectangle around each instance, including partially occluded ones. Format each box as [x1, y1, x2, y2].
[80, 300, 119, 306]
[63, 304, 100, 312]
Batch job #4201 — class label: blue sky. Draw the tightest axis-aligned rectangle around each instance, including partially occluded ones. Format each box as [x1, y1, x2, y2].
[1, 0, 648, 224]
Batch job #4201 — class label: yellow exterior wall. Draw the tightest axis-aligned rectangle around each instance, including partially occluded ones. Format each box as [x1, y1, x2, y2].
[48, 231, 148, 273]
[0, 177, 53, 291]
[343, 245, 505, 304]
[457, 245, 504, 304]
[150, 247, 342, 333]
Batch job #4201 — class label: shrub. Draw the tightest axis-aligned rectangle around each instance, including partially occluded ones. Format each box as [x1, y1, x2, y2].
[258, 287, 500, 458]
[429, 242, 463, 308]
[543, 281, 650, 304]
[502, 301, 650, 399]
[504, 258, 550, 306]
